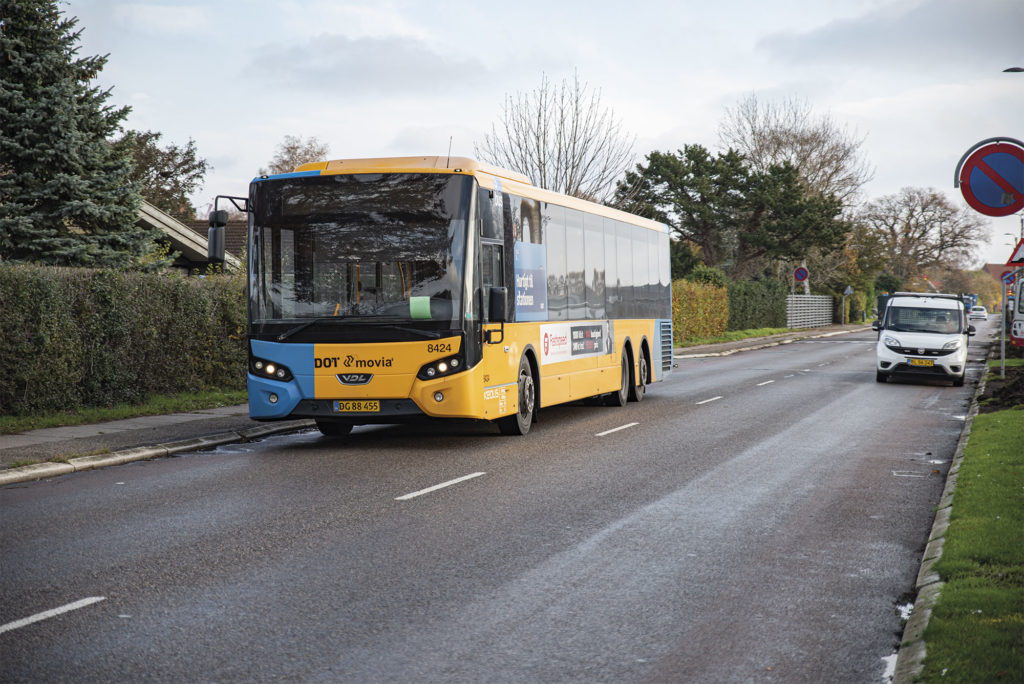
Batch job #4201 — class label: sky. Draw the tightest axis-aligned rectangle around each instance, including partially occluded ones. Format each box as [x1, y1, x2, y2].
[63, 0, 1024, 267]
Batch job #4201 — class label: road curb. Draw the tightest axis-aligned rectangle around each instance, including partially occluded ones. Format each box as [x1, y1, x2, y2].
[673, 326, 867, 359]
[0, 419, 316, 487]
[891, 360, 987, 683]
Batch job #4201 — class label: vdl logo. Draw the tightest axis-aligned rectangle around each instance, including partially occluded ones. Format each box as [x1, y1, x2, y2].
[337, 373, 373, 385]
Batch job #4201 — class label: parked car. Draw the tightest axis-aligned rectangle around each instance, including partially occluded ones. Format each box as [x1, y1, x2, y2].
[969, 305, 987, 320]
[872, 292, 975, 386]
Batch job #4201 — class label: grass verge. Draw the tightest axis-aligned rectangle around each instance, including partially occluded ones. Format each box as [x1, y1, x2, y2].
[987, 358, 1024, 369]
[0, 389, 248, 435]
[677, 327, 798, 347]
[918, 409, 1024, 682]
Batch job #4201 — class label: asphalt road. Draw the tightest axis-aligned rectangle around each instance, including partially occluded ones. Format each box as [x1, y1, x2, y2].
[0, 326, 991, 682]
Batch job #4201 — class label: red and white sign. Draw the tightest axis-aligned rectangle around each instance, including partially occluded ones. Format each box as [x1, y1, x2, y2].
[1007, 238, 1024, 266]
[956, 139, 1024, 217]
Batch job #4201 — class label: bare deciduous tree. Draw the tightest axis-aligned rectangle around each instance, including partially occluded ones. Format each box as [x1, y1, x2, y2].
[475, 72, 635, 203]
[718, 94, 873, 207]
[857, 187, 987, 280]
[260, 135, 330, 176]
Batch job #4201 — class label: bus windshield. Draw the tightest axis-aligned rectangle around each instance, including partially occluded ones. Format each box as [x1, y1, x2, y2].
[250, 173, 471, 335]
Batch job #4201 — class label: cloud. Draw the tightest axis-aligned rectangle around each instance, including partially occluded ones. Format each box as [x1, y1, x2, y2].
[111, 3, 216, 36]
[244, 34, 489, 96]
[758, 0, 1024, 74]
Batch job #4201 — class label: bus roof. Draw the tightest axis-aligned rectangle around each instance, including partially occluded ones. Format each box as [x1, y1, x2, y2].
[289, 155, 668, 233]
[294, 156, 530, 184]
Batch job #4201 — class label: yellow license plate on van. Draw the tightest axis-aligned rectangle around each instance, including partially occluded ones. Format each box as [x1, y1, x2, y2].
[333, 400, 379, 413]
[908, 358, 933, 367]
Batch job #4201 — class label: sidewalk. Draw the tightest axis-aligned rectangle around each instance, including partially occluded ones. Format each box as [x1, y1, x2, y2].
[0, 405, 314, 483]
[672, 322, 870, 358]
[1, 323, 873, 485]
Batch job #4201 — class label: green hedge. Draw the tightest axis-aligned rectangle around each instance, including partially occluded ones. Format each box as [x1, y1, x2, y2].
[726, 279, 788, 330]
[0, 264, 246, 416]
[672, 279, 729, 342]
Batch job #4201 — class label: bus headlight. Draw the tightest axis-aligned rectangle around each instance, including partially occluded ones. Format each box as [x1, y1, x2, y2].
[251, 356, 293, 381]
[417, 355, 464, 380]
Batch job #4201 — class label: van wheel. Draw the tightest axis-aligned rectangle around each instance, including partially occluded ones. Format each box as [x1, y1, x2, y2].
[952, 374, 965, 387]
[604, 351, 629, 407]
[629, 351, 647, 402]
[315, 419, 353, 436]
[875, 371, 887, 383]
[498, 356, 535, 435]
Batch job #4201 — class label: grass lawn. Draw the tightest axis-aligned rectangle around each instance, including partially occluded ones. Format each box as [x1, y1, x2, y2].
[676, 327, 798, 347]
[918, 409, 1024, 682]
[0, 389, 248, 435]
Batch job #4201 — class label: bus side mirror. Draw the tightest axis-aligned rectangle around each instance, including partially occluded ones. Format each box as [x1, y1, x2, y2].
[488, 287, 507, 323]
[209, 209, 229, 228]
[208, 210, 228, 265]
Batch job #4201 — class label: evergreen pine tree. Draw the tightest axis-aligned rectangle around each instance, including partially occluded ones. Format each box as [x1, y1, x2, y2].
[0, 0, 161, 267]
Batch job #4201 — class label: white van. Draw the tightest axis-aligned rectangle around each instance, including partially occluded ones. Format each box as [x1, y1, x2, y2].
[872, 293, 975, 386]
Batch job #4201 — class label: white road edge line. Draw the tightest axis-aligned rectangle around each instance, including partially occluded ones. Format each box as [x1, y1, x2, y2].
[696, 396, 723, 405]
[0, 596, 106, 635]
[756, 380, 775, 386]
[595, 422, 639, 437]
[396, 472, 486, 501]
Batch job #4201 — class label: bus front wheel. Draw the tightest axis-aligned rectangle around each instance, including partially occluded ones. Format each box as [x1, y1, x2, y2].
[498, 356, 535, 435]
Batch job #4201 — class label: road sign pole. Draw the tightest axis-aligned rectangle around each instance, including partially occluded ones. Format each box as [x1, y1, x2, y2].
[999, 266, 1024, 377]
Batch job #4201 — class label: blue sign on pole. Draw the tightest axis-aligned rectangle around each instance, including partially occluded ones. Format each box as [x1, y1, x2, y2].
[793, 267, 809, 282]
[955, 138, 1024, 217]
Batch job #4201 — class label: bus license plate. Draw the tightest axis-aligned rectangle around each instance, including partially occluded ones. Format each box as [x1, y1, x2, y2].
[908, 358, 933, 367]
[333, 400, 379, 413]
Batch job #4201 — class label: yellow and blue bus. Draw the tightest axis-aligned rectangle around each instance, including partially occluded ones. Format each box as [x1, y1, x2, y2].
[210, 156, 673, 436]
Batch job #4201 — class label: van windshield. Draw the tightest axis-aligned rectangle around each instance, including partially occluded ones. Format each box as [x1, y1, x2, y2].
[885, 306, 962, 334]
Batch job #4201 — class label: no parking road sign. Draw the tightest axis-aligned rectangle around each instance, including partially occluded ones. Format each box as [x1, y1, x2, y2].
[954, 137, 1024, 217]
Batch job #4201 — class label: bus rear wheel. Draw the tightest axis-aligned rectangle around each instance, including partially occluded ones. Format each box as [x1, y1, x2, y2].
[604, 350, 629, 407]
[315, 419, 353, 437]
[498, 356, 535, 435]
[629, 350, 647, 402]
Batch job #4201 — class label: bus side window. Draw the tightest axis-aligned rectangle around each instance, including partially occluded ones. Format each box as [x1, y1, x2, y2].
[478, 188, 500, 240]
[482, 244, 502, 289]
[545, 204, 567, 319]
[520, 197, 542, 244]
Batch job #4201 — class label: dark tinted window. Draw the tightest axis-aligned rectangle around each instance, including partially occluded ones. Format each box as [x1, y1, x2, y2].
[545, 204, 567, 319]
[520, 197, 542, 244]
[565, 208, 585, 319]
[604, 218, 618, 318]
[477, 188, 500, 239]
[585, 213, 605, 319]
[632, 224, 648, 317]
[616, 221, 634, 317]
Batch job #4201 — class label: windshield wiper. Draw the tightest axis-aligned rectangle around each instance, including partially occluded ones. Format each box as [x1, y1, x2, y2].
[276, 317, 348, 341]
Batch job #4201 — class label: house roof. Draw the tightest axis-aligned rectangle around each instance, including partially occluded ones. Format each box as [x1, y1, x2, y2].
[138, 201, 241, 271]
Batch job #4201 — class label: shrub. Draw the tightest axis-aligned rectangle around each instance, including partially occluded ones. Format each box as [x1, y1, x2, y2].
[685, 264, 729, 288]
[727, 278, 787, 330]
[0, 264, 246, 416]
[672, 279, 729, 342]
